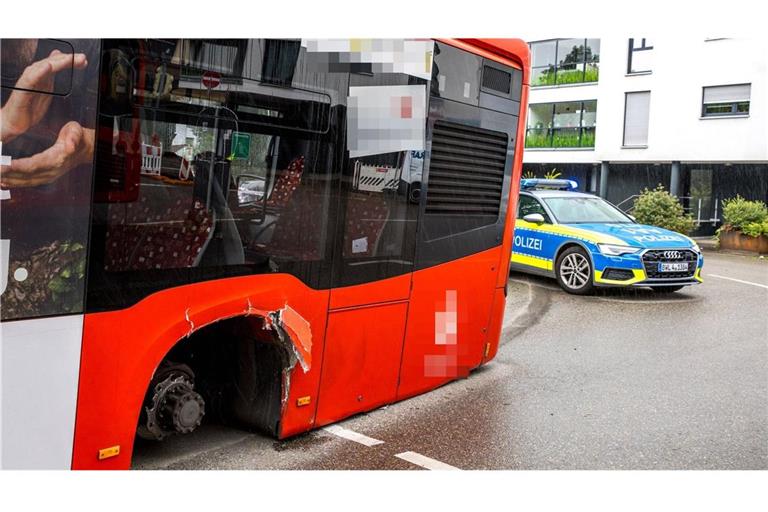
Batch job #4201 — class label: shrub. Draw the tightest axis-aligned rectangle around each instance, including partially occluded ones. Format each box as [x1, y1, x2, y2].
[740, 220, 768, 237]
[721, 196, 768, 233]
[632, 185, 695, 235]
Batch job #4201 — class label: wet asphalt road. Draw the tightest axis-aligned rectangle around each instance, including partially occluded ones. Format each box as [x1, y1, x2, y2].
[133, 251, 768, 470]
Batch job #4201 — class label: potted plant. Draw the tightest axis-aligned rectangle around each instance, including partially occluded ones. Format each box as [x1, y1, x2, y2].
[717, 196, 768, 253]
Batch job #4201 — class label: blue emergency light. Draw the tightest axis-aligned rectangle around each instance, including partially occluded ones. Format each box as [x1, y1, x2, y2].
[520, 178, 578, 191]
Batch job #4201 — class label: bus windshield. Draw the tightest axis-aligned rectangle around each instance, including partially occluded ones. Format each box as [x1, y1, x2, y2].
[542, 196, 634, 224]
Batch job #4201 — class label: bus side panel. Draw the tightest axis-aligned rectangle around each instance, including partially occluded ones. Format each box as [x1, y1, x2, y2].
[313, 302, 407, 427]
[496, 81, 529, 288]
[396, 246, 500, 400]
[72, 274, 328, 470]
[328, 273, 411, 310]
[483, 287, 507, 364]
[0, 316, 84, 469]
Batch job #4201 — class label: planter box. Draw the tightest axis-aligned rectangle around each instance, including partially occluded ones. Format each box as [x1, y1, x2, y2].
[719, 230, 768, 254]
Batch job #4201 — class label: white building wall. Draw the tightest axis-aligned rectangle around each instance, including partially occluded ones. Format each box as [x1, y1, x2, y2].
[524, 37, 768, 164]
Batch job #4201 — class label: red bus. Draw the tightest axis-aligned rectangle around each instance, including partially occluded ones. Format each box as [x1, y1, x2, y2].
[0, 38, 529, 469]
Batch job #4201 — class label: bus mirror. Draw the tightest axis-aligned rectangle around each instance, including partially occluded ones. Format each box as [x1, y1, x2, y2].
[236, 174, 265, 206]
[523, 213, 545, 224]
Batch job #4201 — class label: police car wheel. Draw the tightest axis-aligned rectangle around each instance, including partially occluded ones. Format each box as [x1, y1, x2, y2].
[650, 286, 684, 293]
[555, 247, 594, 295]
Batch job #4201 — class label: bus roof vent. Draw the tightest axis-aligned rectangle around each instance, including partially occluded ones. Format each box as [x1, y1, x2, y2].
[425, 120, 508, 217]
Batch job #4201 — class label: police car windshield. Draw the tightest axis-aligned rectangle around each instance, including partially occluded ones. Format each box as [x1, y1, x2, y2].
[542, 196, 634, 224]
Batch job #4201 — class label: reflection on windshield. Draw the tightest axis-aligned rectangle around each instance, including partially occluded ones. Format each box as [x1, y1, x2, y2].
[543, 197, 633, 224]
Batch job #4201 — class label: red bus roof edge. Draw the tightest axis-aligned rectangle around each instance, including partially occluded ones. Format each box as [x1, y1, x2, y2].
[440, 38, 531, 86]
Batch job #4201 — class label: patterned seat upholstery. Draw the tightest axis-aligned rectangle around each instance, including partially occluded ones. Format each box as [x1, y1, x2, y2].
[342, 192, 390, 258]
[249, 156, 321, 260]
[104, 185, 213, 271]
[266, 156, 304, 209]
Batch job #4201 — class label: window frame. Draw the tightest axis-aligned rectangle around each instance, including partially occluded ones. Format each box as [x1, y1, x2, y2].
[525, 99, 598, 149]
[622, 90, 651, 148]
[627, 38, 654, 75]
[528, 38, 600, 88]
[701, 83, 751, 118]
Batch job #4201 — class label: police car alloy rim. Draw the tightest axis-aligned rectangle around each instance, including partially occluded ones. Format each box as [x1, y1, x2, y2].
[560, 253, 591, 289]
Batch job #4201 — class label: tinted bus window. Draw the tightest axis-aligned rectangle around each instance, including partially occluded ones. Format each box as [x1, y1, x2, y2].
[1, 39, 100, 321]
[86, 39, 348, 312]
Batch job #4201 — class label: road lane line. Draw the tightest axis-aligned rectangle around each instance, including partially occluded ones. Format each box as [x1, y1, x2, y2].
[395, 451, 460, 470]
[322, 425, 384, 447]
[708, 274, 768, 290]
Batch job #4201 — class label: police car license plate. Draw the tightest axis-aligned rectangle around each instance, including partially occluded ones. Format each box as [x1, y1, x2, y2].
[658, 262, 688, 272]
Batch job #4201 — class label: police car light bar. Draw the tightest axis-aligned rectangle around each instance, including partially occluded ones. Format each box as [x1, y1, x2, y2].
[520, 178, 578, 191]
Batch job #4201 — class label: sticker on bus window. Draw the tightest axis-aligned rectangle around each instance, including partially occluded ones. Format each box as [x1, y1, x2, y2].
[351, 237, 368, 254]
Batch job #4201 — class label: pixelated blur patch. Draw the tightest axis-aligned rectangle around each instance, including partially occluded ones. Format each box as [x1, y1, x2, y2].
[302, 39, 434, 80]
[347, 85, 427, 158]
[425, 290, 460, 377]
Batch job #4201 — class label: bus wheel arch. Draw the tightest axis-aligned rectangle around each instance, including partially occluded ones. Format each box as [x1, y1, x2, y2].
[135, 312, 305, 445]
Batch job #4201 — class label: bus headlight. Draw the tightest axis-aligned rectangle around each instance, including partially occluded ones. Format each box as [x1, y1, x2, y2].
[598, 244, 641, 256]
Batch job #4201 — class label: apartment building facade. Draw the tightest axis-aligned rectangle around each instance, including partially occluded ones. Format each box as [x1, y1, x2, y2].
[522, 37, 768, 235]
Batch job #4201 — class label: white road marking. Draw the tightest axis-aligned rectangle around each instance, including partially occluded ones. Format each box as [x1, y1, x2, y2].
[322, 425, 384, 447]
[708, 274, 768, 290]
[395, 451, 460, 471]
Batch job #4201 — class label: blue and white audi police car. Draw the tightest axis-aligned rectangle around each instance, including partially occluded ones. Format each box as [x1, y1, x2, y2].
[511, 179, 703, 294]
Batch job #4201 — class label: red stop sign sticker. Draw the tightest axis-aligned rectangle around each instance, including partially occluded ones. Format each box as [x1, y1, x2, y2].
[202, 71, 221, 89]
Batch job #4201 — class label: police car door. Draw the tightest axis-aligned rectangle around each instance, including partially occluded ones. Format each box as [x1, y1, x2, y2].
[511, 194, 556, 273]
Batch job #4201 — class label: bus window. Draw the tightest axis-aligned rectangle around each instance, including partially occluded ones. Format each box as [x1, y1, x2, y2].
[1, 39, 100, 321]
[86, 40, 345, 312]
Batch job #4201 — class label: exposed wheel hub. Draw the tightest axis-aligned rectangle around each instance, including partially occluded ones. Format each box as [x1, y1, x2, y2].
[138, 366, 205, 441]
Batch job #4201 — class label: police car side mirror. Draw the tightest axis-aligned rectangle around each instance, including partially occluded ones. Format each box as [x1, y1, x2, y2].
[523, 213, 546, 224]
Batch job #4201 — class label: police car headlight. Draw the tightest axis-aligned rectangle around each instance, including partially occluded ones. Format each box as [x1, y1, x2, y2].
[691, 243, 701, 253]
[598, 244, 641, 256]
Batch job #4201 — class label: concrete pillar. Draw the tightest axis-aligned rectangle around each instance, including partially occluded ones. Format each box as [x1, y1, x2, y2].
[670, 161, 681, 197]
[599, 161, 609, 198]
[589, 164, 598, 193]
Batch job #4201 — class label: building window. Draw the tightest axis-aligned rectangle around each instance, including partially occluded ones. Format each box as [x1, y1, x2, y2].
[525, 100, 597, 148]
[529, 39, 600, 87]
[623, 91, 651, 147]
[701, 84, 751, 117]
[627, 38, 653, 74]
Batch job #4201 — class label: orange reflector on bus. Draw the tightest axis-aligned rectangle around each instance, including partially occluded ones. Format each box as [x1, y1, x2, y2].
[98, 445, 120, 460]
[297, 396, 311, 407]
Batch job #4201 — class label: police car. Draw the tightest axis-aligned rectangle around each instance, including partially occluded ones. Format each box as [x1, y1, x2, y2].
[511, 179, 703, 294]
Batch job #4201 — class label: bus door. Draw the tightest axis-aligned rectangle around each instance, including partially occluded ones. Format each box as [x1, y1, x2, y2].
[316, 61, 431, 425]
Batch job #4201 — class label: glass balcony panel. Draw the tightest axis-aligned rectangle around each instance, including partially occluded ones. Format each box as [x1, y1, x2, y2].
[556, 63, 586, 85]
[531, 40, 557, 68]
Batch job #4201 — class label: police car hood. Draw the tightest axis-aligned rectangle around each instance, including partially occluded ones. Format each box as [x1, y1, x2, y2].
[562, 223, 694, 248]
